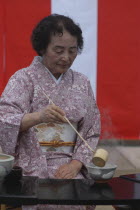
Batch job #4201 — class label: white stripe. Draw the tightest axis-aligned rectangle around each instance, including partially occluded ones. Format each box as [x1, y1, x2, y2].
[51, 0, 98, 97]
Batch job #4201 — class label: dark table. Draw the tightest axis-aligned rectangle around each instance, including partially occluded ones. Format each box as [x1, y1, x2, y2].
[0, 174, 140, 206]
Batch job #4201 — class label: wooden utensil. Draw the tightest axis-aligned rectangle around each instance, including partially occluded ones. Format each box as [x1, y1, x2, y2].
[41, 87, 108, 167]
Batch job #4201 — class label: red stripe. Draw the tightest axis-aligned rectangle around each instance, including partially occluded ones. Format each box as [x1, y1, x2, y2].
[0, 1, 5, 94]
[97, 0, 140, 140]
[0, 0, 51, 95]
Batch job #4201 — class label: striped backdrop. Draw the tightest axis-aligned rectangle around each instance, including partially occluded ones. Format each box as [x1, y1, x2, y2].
[0, 0, 140, 140]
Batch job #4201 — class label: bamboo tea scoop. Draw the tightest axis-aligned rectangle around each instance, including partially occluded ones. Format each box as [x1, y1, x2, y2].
[41, 87, 109, 167]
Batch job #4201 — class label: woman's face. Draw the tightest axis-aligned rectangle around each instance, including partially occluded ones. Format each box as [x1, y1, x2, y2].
[42, 30, 78, 79]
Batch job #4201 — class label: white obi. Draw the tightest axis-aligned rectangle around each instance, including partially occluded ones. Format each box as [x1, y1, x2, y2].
[34, 122, 77, 153]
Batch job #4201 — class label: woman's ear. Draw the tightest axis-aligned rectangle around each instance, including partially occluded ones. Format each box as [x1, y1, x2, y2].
[40, 49, 46, 56]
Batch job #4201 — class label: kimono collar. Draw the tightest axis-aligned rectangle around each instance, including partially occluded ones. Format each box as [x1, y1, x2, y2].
[43, 66, 63, 85]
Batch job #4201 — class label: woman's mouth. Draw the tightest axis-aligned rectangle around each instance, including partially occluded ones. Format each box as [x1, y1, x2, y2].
[57, 64, 69, 69]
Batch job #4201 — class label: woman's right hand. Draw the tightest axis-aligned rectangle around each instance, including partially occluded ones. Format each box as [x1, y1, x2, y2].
[20, 104, 66, 132]
[39, 104, 67, 124]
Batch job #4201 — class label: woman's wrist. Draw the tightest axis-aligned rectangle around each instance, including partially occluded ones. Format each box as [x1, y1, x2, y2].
[70, 160, 83, 171]
[20, 112, 42, 132]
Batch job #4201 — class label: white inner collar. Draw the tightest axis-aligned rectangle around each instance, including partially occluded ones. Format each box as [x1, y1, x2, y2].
[44, 66, 63, 85]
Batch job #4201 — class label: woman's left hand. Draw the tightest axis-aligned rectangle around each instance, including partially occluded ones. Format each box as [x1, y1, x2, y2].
[55, 160, 83, 179]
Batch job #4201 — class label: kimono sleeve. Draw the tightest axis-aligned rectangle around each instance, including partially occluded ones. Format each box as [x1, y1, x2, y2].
[72, 80, 101, 168]
[0, 70, 33, 155]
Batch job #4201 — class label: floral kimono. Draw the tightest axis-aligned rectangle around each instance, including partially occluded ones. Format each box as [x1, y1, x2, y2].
[0, 56, 100, 209]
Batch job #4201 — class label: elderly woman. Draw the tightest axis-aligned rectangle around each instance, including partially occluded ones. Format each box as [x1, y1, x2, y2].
[0, 14, 100, 209]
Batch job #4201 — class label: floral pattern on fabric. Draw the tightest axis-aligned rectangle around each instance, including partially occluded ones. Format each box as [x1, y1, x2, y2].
[0, 56, 100, 209]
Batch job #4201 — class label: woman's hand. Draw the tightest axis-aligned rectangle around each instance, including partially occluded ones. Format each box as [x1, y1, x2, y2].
[55, 160, 83, 179]
[39, 104, 66, 124]
[20, 104, 66, 132]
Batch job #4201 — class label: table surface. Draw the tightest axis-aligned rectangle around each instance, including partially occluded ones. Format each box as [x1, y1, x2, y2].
[0, 174, 140, 206]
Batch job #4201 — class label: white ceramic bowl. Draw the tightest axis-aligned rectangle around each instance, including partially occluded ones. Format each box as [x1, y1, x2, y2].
[87, 163, 117, 182]
[0, 153, 15, 181]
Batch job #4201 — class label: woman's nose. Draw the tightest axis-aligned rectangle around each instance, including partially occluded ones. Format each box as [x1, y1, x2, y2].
[61, 53, 70, 61]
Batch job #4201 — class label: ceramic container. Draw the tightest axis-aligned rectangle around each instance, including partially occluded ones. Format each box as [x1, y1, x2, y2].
[87, 163, 117, 182]
[0, 153, 15, 181]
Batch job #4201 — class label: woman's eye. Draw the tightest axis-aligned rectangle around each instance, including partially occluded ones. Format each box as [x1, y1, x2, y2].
[70, 50, 77, 54]
[56, 51, 63, 54]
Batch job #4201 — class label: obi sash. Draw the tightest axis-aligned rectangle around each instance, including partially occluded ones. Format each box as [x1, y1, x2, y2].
[34, 122, 77, 153]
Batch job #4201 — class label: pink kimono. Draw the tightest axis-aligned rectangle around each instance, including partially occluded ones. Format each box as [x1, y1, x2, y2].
[0, 56, 100, 209]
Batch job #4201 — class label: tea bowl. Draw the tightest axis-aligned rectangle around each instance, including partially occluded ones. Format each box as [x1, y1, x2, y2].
[0, 153, 15, 181]
[87, 163, 117, 183]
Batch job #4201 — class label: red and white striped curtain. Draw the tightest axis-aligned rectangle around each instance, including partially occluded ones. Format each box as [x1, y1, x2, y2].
[0, 0, 140, 140]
